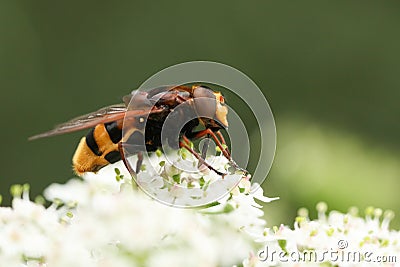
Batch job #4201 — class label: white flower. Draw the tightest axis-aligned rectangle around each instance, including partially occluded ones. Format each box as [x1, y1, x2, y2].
[1, 154, 399, 267]
[246, 202, 400, 267]
[0, 154, 275, 267]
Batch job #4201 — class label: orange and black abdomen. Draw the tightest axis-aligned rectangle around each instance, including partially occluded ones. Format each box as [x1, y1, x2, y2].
[72, 121, 123, 175]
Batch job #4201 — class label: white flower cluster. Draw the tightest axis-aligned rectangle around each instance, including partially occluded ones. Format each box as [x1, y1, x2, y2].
[1, 152, 399, 267]
[0, 155, 277, 267]
[132, 150, 247, 207]
[244, 203, 400, 267]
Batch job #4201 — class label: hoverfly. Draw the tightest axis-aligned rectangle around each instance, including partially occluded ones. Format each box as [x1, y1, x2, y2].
[30, 85, 244, 177]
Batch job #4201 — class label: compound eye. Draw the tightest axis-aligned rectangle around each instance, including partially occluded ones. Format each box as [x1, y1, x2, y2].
[193, 86, 216, 118]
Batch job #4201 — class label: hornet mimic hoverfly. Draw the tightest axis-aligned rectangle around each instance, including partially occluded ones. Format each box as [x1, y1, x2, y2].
[30, 85, 244, 177]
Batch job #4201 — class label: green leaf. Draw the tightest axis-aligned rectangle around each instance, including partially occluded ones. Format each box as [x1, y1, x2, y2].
[201, 201, 220, 209]
[115, 168, 123, 182]
[199, 177, 205, 187]
[203, 180, 211, 191]
[223, 203, 235, 213]
[172, 174, 181, 183]
[278, 239, 288, 255]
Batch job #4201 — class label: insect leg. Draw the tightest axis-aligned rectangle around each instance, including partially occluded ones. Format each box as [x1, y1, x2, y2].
[183, 133, 214, 171]
[198, 135, 210, 168]
[216, 131, 230, 156]
[182, 135, 192, 146]
[190, 129, 231, 161]
[118, 142, 138, 177]
[179, 140, 226, 177]
[189, 129, 248, 174]
[136, 151, 143, 174]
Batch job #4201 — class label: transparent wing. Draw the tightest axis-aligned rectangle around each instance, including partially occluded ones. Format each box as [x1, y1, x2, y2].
[29, 103, 163, 140]
[29, 86, 189, 141]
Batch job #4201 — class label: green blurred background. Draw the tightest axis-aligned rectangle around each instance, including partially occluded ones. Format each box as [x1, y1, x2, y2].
[1, 1, 399, 228]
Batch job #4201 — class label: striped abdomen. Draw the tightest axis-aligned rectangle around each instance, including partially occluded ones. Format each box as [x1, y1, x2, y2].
[72, 121, 122, 175]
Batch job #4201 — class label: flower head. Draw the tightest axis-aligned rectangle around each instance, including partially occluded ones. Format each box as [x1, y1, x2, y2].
[0, 154, 276, 267]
